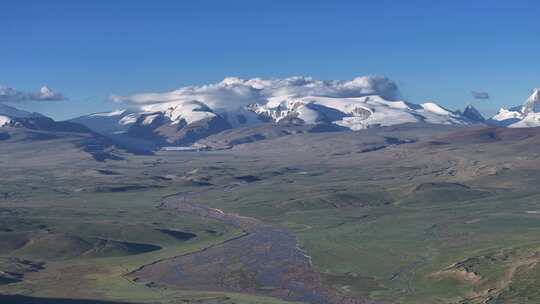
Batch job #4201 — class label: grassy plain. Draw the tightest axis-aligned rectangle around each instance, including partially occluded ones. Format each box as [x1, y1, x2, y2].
[2, 126, 540, 303]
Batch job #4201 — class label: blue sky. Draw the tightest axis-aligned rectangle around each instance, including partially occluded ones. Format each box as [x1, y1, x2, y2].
[1, 0, 539, 119]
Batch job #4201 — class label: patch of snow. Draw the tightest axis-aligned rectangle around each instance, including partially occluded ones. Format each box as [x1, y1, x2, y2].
[218, 107, 264, 128]
[119, 113, 139, 125]
[508, 112, 540, 128]
[161, 143, 208, 151]
[252, 95, 468, 130]
[90, 109, 126, 117]
[489, 110, 540, 128]
[0, 115, 12, 127]
[161, 146, 199, 151]
[142, 114, 160, 125]
[521, 89, 540, 114]
[296, 104, 326, 124]
[421, 102, 453, 116]
[71, 109, 136, 135]
[489, 89, 540, 128]
[491, 108, 522, 122]
[142, 101, 216, 125]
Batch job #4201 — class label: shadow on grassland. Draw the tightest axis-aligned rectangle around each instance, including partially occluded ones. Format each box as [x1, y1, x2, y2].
[0, 294, 137, 304]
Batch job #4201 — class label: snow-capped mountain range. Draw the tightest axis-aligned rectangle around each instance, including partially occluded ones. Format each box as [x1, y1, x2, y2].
[14, 76, 540, 149]
[250, 95, 471, 130]
[70, 76, 483, 147]
[489, 89, 540, 128]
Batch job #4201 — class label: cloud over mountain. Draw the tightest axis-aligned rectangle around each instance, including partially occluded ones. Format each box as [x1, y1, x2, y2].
[0, 85, 66, 103]
[471, 91, 490, 100]
[110, 75, 401, 110]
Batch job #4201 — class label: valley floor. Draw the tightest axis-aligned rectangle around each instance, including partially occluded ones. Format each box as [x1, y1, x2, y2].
[2, 125, 540, 303]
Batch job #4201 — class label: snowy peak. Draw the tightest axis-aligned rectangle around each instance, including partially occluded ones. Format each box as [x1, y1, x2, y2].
[250, 95, 469, 131]
[89, 109, 127, 117]
[421, 102, 454, 116]
[71, 94, 473, 146]
[489, 88, 540, 128]
[141, 100, 217, 125]
[521, 88, 540, 114]
[71, 109, 137, 135]
[489, 107, 523, 127]
[68, 76, 480, 147]
[462, 105, 485, 122]
[97, 75, 471, 134]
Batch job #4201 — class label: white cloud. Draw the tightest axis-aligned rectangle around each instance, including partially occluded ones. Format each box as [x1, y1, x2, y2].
[0, 85, 66, 103]
[110, 75, 401, 110]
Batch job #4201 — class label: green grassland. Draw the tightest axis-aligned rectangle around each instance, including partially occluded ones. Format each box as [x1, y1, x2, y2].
[2, 127, 540, 303]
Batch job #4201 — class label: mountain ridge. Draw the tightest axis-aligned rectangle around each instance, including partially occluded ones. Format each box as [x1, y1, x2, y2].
[489, 88, 540, 128]
[71, 78, 480, 148]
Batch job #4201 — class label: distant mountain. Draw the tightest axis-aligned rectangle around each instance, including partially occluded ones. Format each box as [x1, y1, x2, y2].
[69, 76, 485, 148]
[461, 105, 485, 122]
[126, 106, 231, 146]
[0, 103, 126, 160]
[70, 109, 137, 135]
[521, 88, 540, 114]
[0, 125, 123, 162]
[249, 95, 472, 130]
[0, 103, 89, 133]
[489, 89, 540, 128]
[70, 102, 238, 147]
[71, 94, 475, 147]
[0, 103, 44, 119]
